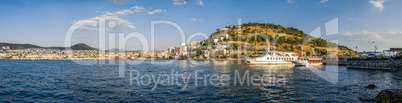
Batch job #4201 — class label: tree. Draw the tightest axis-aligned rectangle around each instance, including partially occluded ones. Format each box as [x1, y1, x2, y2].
[311, 38, 327, 47]
[243, 30, 249, 33]
[233, 26, 237, 29]
[277, 37, 286, 44]
[232, 54, 238, 58]
[290, 44, 295, 51]
[202, 42, 208, 46]
[180, 55, 186, 59]
[222, 55, 226, 59]
[257, 36, 262, 42]
[286, 38, 292, 44]
[231, 43, 239, 49]
[306, 51, 311, 56]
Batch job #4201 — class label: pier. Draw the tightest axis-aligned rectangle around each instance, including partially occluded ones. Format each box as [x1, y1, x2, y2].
[346, 57, 402, 70]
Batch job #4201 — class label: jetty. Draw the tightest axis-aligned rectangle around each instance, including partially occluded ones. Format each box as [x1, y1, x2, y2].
[346, 56, 402, 70]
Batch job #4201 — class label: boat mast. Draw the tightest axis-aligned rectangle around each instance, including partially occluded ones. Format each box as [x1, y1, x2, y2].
[255, 33, 257, 55]
[301, 46, 303, 57]
[267, 35, 270, 53]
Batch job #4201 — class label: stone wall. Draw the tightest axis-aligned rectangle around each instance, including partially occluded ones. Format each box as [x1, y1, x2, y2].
[347, 58, 402, 70]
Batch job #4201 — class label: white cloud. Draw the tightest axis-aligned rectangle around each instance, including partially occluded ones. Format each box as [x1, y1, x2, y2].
[197, 0, 204, 6]
[115, 9, 134, 15]
[172, 0, 187, 5]
[131, 6, 145, 10]
[76, 26, 98, 31]
[191, 18, 202, 22]
[320, 0, 328, 3]
[369, 0, 387, 11]
[74, 6, 144, 31]
[336, 31, 402, 49]
[287, 0, 295, 4]
[147, 9, 163, 15]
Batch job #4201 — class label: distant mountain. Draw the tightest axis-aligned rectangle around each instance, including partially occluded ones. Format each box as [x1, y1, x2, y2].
[0, 42, 98, 50]
[0, 43, 42, 50]
[70, 43, 98, 50]
[107, 48, 127, 51]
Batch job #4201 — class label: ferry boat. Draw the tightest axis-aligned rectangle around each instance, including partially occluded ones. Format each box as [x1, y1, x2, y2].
[243, 52, 298, 65]
[292, 56, 323, 66]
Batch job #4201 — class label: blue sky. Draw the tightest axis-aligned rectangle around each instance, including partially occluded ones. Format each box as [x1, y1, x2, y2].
[0, 0, 401, 51]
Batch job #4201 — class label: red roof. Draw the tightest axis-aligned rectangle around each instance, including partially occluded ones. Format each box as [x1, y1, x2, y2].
[390, 48, 402, 50]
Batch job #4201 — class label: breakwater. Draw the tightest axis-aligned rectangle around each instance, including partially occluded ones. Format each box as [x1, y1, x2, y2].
[347, 57, 402, 70]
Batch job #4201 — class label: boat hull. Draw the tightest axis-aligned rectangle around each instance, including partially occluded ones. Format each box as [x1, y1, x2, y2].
[292, 60, 323, 66]
[243, 58, 293, 65]
[292, 61, 308, 66]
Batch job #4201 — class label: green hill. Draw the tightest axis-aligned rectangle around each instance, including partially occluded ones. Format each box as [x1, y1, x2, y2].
[70, 43, 98, 50]
[207, 22, 355, 57]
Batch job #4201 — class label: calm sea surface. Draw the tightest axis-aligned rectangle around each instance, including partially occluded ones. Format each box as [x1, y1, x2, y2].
[0, 59, 400, 102]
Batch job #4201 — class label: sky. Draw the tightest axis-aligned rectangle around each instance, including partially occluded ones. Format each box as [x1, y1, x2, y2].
[0, 0, 401, 51]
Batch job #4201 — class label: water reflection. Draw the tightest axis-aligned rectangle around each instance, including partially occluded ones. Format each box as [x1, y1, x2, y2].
[0, 59, 400, 102]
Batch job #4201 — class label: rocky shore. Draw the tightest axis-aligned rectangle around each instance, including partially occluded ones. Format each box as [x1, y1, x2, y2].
[376, 89, 402, 103]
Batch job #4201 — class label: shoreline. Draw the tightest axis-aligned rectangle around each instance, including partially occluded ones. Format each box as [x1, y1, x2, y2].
[1, 58, 244, 61]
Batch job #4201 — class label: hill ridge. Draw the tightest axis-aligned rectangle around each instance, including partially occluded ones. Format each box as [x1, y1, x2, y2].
[0, 42, 97, 50]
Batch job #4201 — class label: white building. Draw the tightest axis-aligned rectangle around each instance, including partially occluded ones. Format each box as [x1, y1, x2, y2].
[2, 46, 10, 50]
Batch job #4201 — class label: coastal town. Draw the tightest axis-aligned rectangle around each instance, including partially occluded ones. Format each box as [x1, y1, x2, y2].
[0, 40, 244, 60]
[0, 23, 401, 61]
[0, 41, 400, 61]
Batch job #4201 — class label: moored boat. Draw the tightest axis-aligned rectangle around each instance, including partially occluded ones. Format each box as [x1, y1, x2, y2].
[243, 52, 298, 65]
[292, 56, 323, 66]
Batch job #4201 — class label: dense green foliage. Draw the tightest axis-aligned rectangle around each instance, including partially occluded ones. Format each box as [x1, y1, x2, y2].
[213, 22, 354, 55]
[232, 22, 308, 37]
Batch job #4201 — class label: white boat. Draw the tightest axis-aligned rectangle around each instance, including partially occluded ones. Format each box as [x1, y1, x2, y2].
[292, 57, 323, 66]
[243, 52, 298, 65]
